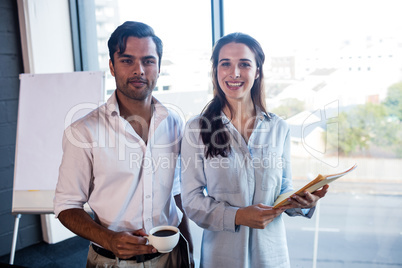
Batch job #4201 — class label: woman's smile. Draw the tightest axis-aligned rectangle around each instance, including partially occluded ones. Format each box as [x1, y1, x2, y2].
[225, 81, 245, 90]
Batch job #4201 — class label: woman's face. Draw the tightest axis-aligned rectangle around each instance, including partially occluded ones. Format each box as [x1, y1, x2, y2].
[217, 42, 259, 105]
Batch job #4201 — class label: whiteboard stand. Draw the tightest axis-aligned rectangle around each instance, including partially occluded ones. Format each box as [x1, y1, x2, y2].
[11, 71, 105, 264]
[9, 213, 21, 265]
[8, 212, 76, 265]
[10, 190, 56, 265]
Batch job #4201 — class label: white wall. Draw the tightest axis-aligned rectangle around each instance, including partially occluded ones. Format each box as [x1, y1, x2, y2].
[17, 0, 76, 243]
[17, 0, 74, 73]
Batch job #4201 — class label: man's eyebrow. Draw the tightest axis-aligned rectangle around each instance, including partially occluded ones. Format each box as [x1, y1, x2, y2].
[116, 54, 157, 61]
[143, 55, 157, 61]
[117, 53, 133, 58]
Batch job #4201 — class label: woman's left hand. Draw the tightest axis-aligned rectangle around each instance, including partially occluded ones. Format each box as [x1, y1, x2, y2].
[285, 185, 329, 209]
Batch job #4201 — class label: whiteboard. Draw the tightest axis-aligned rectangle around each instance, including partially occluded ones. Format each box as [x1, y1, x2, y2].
[12, 71, 104, 213]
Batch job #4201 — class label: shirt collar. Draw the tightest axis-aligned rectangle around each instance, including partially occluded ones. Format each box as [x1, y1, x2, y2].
[220, 105, 271, 124]
[105, 91, 119, 117]
[221, 112, 230, 124]
[255, 106, 272, 121]
[151, 97, 169, 122]
[105, 90, 169, 120]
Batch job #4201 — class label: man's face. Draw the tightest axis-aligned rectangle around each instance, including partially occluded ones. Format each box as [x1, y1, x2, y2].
[109, 36, 159, 101]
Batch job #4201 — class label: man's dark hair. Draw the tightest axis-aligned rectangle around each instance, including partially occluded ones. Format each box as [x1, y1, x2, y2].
[108, 21, 163, 68]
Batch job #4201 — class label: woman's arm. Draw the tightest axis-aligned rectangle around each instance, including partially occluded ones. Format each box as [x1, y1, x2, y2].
[181, 120, 240, 232]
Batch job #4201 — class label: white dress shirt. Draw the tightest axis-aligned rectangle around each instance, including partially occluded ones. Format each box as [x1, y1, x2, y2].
[181, 110, 313, 268]
[54, 91, 183, 234]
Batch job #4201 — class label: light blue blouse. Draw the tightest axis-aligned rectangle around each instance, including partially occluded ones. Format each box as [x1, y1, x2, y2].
[181, 111, 313, 268]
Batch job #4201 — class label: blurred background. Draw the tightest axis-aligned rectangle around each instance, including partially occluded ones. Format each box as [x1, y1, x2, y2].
[0, 0, 401, 267]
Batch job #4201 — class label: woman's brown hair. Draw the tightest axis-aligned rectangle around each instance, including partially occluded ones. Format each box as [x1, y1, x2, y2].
[200, 32, 267, 158]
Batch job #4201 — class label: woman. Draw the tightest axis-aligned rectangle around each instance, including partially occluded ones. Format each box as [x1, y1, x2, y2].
[181, 32, 328, 268]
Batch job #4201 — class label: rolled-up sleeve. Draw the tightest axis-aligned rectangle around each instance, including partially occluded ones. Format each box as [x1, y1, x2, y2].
[53, 126, 92, 217]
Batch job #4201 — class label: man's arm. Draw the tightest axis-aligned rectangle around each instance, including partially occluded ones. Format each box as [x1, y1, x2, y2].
[58, 208, 156, 259]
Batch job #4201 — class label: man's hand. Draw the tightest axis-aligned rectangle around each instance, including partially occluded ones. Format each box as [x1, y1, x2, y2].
[235, 203, 286, 229]
[57, 209, 156, 259]
[105, 229, 156, 259]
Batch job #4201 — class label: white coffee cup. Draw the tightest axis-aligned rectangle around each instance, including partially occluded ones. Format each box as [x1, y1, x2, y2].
[145, 225, 180, 253]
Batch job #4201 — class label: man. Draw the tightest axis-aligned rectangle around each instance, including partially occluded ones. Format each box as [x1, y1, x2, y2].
[54, 21, 192, 267]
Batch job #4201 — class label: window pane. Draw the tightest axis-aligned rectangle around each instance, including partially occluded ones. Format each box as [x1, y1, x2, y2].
[225, 0, 402, 266]
[94, 0, 212, 120]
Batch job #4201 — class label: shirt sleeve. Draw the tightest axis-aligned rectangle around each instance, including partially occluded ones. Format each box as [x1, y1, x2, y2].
[180, 119, 239, 233]
[172, 156, 181, 196]
[172, 111, 184, 197]
[280, 128, 293, 195]
[53, 126, 93, 217]
[285, 207, 315, 218]
[278, 125, 316, 218]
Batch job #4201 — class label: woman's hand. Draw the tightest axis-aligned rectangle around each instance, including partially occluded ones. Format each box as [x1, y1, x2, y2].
[235, 203, 286, 229]
[285, 185, 329, 209]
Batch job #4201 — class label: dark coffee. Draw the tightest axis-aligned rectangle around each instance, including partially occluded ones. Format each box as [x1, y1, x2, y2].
[153, 230, 177, 237]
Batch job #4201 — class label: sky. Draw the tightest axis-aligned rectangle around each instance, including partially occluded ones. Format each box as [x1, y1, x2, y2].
[112, 0, 402, 105]
[118, 0, 212, 53]
[224, 0, 402, 53]
[117, 0, 402, 54]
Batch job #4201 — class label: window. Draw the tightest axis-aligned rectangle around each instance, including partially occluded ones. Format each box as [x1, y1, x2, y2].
[94, 0, 212, 120]
[225, 0, 402, 267]
[91, 1, 402, 267]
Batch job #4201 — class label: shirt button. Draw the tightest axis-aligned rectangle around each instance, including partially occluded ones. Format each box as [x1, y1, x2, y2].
[146, 218, 152, 222]
[146, 195, 151, 199]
